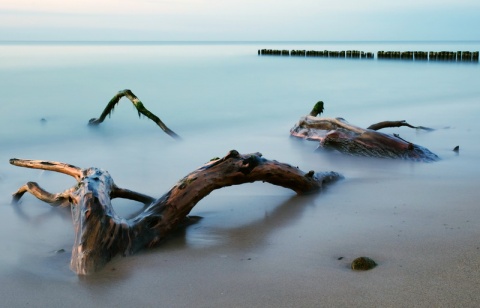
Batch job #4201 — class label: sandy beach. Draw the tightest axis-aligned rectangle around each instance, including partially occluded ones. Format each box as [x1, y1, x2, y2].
[2, 143, 479, 307]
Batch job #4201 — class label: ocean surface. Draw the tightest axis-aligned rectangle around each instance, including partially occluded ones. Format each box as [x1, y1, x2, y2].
[0, 41, 479, 306]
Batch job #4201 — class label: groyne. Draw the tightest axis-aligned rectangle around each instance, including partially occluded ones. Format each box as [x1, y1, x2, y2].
[259, 49, 374, 59]
[377, 50, 479, 62]
[258, 49, 479, 62]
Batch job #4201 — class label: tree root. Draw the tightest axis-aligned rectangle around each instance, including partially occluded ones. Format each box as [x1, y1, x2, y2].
[10, 150, 342, 275]
[88, 89, 180, 139]
[290, 116, 439, 162]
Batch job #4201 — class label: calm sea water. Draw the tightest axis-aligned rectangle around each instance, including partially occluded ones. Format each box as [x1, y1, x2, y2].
[0, 41, 479, 291]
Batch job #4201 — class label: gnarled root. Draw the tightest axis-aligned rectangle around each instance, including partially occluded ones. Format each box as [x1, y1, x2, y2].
[290, 116, 439, 162]
[10, 150, 342, 275]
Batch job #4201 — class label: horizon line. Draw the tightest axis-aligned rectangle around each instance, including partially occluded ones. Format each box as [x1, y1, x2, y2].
[1, 39, 479, 44]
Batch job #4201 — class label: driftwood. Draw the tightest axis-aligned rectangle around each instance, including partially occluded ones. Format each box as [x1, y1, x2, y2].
[290, 116, 439, 162]
[10, 150, 342, 275]
[88, 89, 180, 139]
[366, 120, 433, 132]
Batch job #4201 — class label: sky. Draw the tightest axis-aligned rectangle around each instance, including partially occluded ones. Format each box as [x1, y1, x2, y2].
[0, 0, 479, 41]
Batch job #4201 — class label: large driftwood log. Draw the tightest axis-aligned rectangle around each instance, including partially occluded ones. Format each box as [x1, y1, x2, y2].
[290, 116, 439, 162]
[10, 150, 342, 275]
[88, 89, 180, 139]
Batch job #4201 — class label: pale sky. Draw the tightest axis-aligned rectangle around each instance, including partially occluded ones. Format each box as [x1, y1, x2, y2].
[1, 0, 479, 41]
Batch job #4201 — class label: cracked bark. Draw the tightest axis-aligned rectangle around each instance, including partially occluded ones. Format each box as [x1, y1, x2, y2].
[10, 150, 342, 275]
[290, 115, 439, 162]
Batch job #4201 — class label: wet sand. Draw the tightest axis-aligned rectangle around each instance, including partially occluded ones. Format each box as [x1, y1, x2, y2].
[1, 134, 480, 307]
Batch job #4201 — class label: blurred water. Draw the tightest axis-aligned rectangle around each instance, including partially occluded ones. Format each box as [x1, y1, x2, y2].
[0, 41, 479, 283]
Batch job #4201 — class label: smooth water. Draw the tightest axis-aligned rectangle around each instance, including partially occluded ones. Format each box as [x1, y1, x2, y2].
[0, 41, 479, 304]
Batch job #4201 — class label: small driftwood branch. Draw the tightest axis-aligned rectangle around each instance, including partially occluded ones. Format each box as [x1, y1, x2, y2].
[10, 150, 342, 275]
[88, 89, 180, 139]
[290, 114, 439, 162]
[367, 120, 433, 131]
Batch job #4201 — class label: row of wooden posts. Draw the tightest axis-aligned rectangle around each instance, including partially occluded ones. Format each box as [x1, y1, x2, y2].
[258, 49, 374, 59]
[377, 50, 479, 62]
[258, 49, 479, 62]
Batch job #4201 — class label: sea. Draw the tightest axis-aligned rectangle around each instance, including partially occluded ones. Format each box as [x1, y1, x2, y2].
[0, 41, 479, 305]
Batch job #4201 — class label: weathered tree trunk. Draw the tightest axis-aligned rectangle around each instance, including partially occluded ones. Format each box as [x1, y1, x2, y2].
[88, 89, 180, 139]
[290, 116, 439, 162]
[10, 150, 342, 275]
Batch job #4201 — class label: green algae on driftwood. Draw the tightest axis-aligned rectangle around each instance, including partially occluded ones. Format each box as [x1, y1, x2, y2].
[88, 89, 180, 139]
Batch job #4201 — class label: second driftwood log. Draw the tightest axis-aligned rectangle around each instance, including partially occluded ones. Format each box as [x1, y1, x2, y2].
[291, 115, 439, 162]
[10, 150, 342, 275]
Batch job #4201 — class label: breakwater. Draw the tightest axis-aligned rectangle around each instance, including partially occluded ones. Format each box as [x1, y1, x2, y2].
[258, 49, 479, 62]
[259, 49, 374, 59]
[377, 50, 479, 62]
